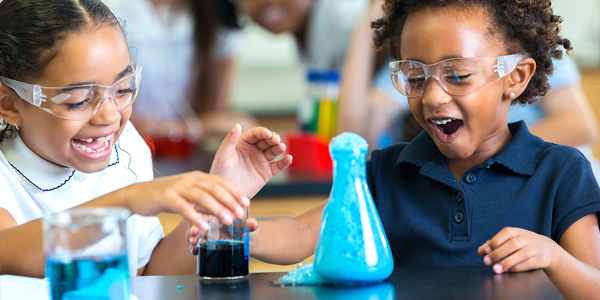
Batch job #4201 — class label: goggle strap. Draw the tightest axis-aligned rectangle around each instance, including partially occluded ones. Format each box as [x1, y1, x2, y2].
[495, 54, 527, 78]
[0, 77, 47, 106]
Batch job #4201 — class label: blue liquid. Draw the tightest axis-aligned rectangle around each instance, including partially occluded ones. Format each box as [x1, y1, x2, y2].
[198, 241, 248, 279]
[46, 254, 129, 300]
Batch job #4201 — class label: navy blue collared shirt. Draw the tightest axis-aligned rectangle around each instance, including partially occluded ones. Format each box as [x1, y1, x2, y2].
[367, 121, 600, 267]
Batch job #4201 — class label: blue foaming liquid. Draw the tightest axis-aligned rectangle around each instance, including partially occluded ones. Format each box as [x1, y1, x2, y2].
[313, 133, 393, 284]
[46, 254, 129, 300]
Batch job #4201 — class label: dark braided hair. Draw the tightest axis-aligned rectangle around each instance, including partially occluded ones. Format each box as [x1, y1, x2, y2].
[0, 0, 121, 144]
[372, 0, 571, 106]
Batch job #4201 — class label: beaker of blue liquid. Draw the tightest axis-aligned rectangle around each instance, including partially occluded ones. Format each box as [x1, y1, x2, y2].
[43, 207, 131, 300]
[197, 208, 249, 280]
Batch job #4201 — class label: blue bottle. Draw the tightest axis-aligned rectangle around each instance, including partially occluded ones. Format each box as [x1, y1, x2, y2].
[313, 133, 393, 284]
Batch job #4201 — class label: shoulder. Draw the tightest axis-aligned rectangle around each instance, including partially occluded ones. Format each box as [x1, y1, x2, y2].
[538, 142, 589, 171]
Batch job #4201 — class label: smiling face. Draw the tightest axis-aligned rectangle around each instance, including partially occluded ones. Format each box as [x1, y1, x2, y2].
[239, 0, 313, 34]
[13, 25, 132, 173]
[400, 6, 513, 163]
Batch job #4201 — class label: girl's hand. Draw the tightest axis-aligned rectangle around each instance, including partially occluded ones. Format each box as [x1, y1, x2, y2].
[186, 217, 259, 255]
[210, 124, 293, 198]
[478, 227, 559, 274]
[122, 171, 248, 231]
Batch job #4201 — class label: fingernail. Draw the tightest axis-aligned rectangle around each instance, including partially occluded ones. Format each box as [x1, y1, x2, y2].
[484, 256, 491, 265]
[493, 264, 503, 274]
[189, 245, 194, 253]
[231, 124, 237, 133]
[235, 206, 245, 218]
[242, 195, 250, 206]
[221, 212, 233, 224]
[188, 237, 193, 244]
[485, 247, 491, 254]
[191, 227, 198, 235]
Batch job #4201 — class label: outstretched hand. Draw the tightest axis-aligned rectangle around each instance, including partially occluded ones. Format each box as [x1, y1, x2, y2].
[210, 124, 293, 197]
[478, 227, 560, 274]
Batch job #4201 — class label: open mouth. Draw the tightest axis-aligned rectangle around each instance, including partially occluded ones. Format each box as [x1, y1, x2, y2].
[72, 133, 113, 154]
[433, 119, 462, 134]
[430, 118, 463, 142]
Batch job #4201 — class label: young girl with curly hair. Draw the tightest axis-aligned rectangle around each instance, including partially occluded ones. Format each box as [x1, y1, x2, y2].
[189, 0, 600, 298]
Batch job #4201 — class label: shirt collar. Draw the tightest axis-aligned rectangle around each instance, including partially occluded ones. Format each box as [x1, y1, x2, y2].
[2, 134, 119, 191]
[396, 121, 544, 176]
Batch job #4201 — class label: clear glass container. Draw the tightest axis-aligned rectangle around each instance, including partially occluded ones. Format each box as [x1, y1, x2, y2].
[43, 207, 131, 300]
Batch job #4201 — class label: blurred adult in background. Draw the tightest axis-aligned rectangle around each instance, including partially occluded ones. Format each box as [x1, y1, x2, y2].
[106, 0, 257, 150]
[238, 0, 369, 70]
[336, 0, 600, 181]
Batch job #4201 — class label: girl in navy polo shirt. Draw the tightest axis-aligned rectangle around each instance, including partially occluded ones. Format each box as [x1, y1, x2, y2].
[0, 0, 292, 277]
[189, 0, 600, 298]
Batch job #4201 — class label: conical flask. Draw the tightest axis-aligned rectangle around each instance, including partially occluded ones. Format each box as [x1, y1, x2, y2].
[313, 133, 393, 284]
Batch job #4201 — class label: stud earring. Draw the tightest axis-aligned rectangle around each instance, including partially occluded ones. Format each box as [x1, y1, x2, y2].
[509, 92, 515, 99]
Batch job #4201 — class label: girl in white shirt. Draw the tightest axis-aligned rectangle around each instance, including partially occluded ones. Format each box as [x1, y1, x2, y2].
[0, 0, 292, 277]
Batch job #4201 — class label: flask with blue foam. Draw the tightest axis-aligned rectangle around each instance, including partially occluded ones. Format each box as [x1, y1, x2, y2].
[313, 132, 393, 283]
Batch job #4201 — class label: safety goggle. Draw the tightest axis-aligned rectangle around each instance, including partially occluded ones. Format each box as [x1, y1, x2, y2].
[389, 54, 527, 97]
[0, 62, 142, 120]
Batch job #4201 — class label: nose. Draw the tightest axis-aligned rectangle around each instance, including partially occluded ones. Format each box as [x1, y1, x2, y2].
[420, 76, 452, 108]
[90, 96, 121, 125]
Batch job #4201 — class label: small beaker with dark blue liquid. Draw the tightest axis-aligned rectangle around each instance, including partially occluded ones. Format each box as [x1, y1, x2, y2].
[197, 208, 249, 280]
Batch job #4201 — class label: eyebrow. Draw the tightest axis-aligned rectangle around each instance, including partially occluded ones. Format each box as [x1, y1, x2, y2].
[62, 65, 133, 88]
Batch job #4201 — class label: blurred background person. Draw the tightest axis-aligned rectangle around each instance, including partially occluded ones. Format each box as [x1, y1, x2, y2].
[238, 0, 369, 70]
[107, 0, 258, 156]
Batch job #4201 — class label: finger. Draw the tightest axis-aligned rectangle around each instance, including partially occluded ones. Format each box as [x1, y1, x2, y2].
[484, 236, 526, 266]
[264, 143, 286, 161]
[189, 245, 199, 256]
[169, 198, 209, 231]
[247, 217, 259, 232]
[269, 131, 281, 144]
[215, 123, 242, 159]
[242, 127, 273, 145]
[200, 173, 248, 208]
[180, 185, 235, 225]
[492, 247, 537, 274]
[487, 227, 521, 250]
[270, 154, 293, 176]
[505, 256, 539, 273]
[478, 240, 492, 256]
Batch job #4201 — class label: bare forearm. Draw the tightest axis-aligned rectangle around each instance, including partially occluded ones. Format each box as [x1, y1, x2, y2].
[545, 248, 600, 300]
[0, 219, 45, 277]
[530, 113, 598, 147]
[143, 219, 195, 275]
[250, 201, 325, 265]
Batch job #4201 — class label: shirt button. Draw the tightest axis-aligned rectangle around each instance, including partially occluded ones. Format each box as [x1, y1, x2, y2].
[74, 173, 85, 183]
[464, 174, 476, 184]
[454, 212, 464, 223]
[456, 193, 463, 203]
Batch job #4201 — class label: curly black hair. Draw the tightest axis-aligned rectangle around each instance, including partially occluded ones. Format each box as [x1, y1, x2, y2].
[372, 0, 572, 105]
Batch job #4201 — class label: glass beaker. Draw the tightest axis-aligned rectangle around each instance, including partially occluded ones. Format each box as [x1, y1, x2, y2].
[197, 209, 249, 280]
[43, 207, 131, 300]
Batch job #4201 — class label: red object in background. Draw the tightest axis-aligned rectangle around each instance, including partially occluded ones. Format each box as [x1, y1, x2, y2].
[286, 131, 332, 176]
[142, 135, 197, 158]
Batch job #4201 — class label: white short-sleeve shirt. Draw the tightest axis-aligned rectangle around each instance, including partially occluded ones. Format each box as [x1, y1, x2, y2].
[0, 122, 164, 276]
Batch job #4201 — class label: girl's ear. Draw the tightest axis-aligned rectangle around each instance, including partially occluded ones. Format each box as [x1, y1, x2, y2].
[504, 57, 536, 101]
[0, 83, 23, 127]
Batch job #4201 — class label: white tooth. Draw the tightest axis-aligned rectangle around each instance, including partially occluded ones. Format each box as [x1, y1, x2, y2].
[79, 144, 86, 151]
[84, 138, 92, 143]
[104, 141, 109, 147]
[434, 120, 441, 125]
[106, 134, 113, 141]
[441, 120, 448, 125]
[97, 146, 106, 152]
[85, 148, 91, 153]
[97, 137, 106, 142]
